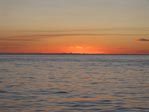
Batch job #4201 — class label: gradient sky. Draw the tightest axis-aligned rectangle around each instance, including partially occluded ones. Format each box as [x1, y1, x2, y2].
[0, 0, 149, 54]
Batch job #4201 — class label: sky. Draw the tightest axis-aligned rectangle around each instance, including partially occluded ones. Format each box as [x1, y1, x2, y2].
[0, 0, 149, 54]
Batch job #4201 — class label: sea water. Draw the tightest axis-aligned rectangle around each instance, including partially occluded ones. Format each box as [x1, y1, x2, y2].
[0, 55, 148, 112]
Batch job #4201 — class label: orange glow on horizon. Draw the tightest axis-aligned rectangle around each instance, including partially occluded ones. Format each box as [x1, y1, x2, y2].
[0, 44, 149, 54]
[61, 45, 105, 54]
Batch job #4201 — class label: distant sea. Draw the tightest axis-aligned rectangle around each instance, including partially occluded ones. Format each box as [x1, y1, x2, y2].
[0, 55, 148, 112]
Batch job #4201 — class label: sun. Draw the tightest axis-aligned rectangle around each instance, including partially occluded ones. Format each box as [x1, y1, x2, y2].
[65, 45, 104, 54]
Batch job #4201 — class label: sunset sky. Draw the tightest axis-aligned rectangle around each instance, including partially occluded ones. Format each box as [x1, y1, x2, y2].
[0, 0, 149, 54]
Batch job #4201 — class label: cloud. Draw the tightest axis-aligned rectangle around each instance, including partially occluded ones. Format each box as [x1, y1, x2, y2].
[1, 32, 149, 44]
[137, 38, 149, 42]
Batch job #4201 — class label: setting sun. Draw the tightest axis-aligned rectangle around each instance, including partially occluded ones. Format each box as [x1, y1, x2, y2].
[63, 45, 104, 54]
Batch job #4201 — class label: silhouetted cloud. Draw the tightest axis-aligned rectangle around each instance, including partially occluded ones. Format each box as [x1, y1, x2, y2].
[137, 38, 149, 42]
[1, 32, 149, 44]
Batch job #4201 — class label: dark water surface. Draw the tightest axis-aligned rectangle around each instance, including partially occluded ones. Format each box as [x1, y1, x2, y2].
[0, 55, 148, 112]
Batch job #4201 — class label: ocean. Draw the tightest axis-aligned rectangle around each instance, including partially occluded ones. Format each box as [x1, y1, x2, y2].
[0, 55, 148, 112]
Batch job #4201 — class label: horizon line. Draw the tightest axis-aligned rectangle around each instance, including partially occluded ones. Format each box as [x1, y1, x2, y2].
[0, 53, 148, 55]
